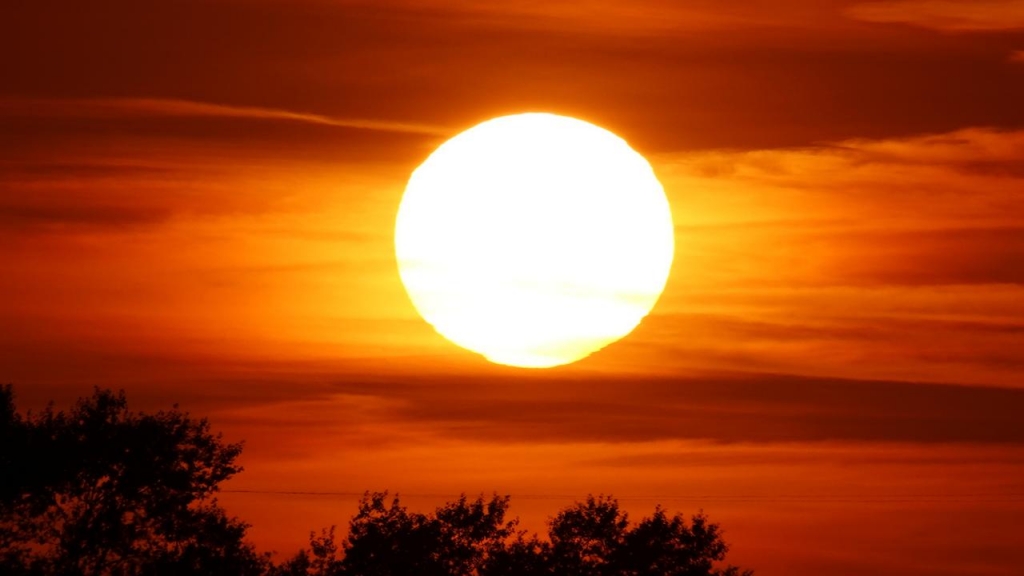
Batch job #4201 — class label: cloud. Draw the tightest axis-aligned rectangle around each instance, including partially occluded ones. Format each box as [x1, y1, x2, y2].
[0, 160, 185, 230]
[12, 352, 1023, 446]
[3, 124, 1023, 396]
[7, 1, 1024, 152]
[637, 126, 1024, 387]
[0, 96, 445, 237]
[344, 0, 832, 35]
[223, 371, 1024, 446]
[659, 128, 1024, 289]
[846, 0, 1024, 31]
[835, 126, 1024, 164]
[0, 158, 299, 232]
[0, 202, 169, 229]
[0, 97, 450, 136]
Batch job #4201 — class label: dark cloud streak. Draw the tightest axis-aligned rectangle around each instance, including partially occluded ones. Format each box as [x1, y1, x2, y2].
[323, 372, 1024, 445]
[3, 0, 1024, 151]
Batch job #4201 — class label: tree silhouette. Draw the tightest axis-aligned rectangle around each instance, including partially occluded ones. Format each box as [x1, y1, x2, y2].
[2, 386, 753, 576]
[617, 506, 750, 576]
[337, 492, 516, 576]
[280, 493, 751, 576]
[480, 532, 550, 576]
[549, 495, 629, 576]
[0, 385, 266, 576]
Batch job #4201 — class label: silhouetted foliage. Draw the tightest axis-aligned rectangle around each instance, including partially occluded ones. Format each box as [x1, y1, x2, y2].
[617, 506, 748, 576]
[271, 527, 340, 576]
[2, 386, 752, 576]
[0, 385, 266, 576]
[280, 493, 750, 576]
[480, 532, 550, 576]
[338, 492, 517, 576]
[549, 495, 629, 576]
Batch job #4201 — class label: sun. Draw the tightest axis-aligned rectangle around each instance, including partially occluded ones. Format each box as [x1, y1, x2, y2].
[395, 113, 674, 368]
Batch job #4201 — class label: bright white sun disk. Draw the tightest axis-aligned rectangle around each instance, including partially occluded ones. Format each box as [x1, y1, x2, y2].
[395, 113, 674, 368]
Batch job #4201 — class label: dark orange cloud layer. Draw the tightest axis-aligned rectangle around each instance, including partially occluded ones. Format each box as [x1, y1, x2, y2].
[847, 0, 1024, 31]
[2, 1, 1024, 575]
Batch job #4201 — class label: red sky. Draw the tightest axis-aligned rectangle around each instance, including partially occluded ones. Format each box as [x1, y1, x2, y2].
[2, 1, 1024, 574]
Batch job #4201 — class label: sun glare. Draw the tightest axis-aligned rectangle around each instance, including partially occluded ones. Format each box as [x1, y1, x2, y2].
[395, 113, 674, 367]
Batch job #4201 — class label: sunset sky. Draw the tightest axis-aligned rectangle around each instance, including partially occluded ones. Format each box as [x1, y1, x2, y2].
[3, 1, 1024, 574]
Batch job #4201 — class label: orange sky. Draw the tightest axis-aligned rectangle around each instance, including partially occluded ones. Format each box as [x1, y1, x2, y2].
[2, 1, 1024, 574]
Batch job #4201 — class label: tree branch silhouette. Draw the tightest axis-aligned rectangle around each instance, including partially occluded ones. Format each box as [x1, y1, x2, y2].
[2, 385, 752, 576]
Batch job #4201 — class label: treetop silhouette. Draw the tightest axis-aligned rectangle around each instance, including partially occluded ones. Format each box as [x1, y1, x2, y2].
[2, 385, 751, 576]
[1, 384, 266, 576]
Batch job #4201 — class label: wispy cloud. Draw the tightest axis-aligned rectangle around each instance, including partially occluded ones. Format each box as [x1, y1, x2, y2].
[355, 0, 831, 34]
[846, 0, 1024, 31]
[660, 127, 1024, 287]
[0, 97, 451, 136]
[645, 127, 1024, 387]
[353, 373, 1024, 445]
